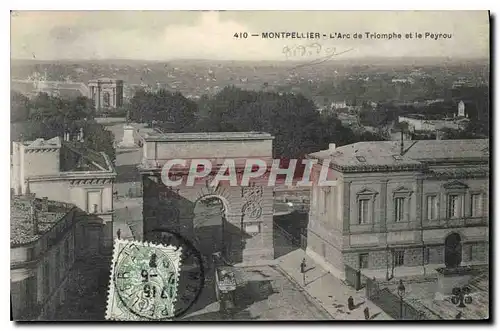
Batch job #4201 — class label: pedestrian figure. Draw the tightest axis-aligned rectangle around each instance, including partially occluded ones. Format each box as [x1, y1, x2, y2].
[348, 296, 355, 310]
[364, 307, 370, 320]
[116, 228, 121, 240]
[300, 258, 307, 286]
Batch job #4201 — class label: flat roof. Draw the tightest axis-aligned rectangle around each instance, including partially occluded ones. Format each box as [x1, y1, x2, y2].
[144, 132, 274, 142]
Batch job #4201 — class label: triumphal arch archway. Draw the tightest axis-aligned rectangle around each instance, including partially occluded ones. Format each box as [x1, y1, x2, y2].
[138, 132, 275, 264]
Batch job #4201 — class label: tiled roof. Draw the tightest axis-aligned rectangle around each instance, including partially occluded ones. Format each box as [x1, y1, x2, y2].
[10, 196, 75, 246]
[309, 139, 489, 172]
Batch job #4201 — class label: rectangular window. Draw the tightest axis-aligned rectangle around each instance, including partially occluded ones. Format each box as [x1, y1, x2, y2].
[470, 244, 482, 261]
[55, 249, 61, 281]
[447, 194, 464, 219]
[394, 197, 405, 222]
[471, 194, 482, 217]
[64, 239, 70, 266]
[426, 195, 438, 220]
[467, 245, 473, 261]
[359, 253, 369, 269]
[323, 189, 328, 214]
[394, 250, 405, 266]
[358, 199, 370, 224]
[43, 263, 50, 297]
[87, 191, 102, 214]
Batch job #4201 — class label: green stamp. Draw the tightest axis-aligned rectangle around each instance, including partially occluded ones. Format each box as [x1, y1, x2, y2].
[105, 239, 182, 321]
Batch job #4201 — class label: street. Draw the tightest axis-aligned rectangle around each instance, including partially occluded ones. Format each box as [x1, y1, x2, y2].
[180, 265, 331, 321]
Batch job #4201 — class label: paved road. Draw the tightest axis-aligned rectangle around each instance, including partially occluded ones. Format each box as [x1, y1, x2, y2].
[181, 265, 331, 321]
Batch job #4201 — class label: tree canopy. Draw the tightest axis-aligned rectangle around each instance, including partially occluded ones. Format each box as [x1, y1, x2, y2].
[10, 92, 115, 162]
[128, 89, 197, 132]
[195, 86, 370, 158]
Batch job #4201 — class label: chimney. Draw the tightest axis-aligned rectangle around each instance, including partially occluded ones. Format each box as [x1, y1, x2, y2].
[329, 143, 336, 152]
[41, 197, 49, 212]
[30, 201, 39, 235]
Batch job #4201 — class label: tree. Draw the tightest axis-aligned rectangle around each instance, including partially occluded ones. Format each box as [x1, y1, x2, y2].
[195, 87, 360, 158]
[82, 121, 116, 162]
[11, 91, 30, 122]
[128, 89, 197, 132]
[11, 92, 116, 162]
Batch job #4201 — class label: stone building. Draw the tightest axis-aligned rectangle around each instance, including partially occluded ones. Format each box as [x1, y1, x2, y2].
[88, 78, 124, 111]
[11, 136, 116, 256]
[11, 196, 79, 320]
[138, 132, 275, 264]
[306, 139, 489, 280]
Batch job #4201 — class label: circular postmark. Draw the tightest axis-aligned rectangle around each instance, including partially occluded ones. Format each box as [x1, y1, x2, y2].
[145, 228, 206, 319]
[113, 241, 181, 320]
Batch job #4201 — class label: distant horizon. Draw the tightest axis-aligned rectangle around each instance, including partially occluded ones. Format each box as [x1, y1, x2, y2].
[11, 55, 490, 63]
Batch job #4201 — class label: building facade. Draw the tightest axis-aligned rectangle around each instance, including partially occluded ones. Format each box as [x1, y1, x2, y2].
[306, 139, 489, 280]
[11, 136, 116, 256]
[88, 78, 124, 110]
[138, 132, 275, 264]
[11, 196, 79, 320]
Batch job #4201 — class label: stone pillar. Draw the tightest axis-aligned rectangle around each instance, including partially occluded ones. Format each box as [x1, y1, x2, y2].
[111, 87, 115, 108]
[342, 181, 351, 234]
[379, 179, 388, 232]
[96, 83, 101, 110]
[118, 125, 137, 148]
[416, 178, 423, 224]
[239, 186, 274, 264]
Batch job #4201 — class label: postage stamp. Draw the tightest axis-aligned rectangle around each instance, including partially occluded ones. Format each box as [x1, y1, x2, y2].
[146, 228, 206, 319]
[105, 239, 182, 321]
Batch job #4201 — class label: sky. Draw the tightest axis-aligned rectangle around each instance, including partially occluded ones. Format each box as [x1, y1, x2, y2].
[10, 11, 490, 61]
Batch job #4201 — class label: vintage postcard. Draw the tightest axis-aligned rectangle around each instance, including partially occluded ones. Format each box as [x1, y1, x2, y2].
[10, 10, 490, 321]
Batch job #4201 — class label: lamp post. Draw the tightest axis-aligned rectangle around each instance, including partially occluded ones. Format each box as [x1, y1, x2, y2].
[451, 286, 472, 308]
[397, 279, 406, 320]
[385, 246, 390, 281]
[390, 249, 395, 279]
[300, 258, 307, 286]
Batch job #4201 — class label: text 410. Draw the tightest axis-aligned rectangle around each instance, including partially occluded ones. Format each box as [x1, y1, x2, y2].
[234, 32, 248, 38]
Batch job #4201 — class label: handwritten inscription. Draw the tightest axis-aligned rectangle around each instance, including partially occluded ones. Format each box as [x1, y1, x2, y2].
[282, 43, 354, 60]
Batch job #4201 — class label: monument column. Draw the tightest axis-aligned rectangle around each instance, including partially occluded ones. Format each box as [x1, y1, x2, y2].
[96, 83, 101, 110]
[112, 87, 117, 108]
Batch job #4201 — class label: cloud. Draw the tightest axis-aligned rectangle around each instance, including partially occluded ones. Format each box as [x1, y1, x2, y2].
[10, 11, 489, 60]
[12, 11, 280, 60]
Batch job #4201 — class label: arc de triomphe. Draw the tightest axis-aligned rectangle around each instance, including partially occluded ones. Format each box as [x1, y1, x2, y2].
[138, 132, 275, 264]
